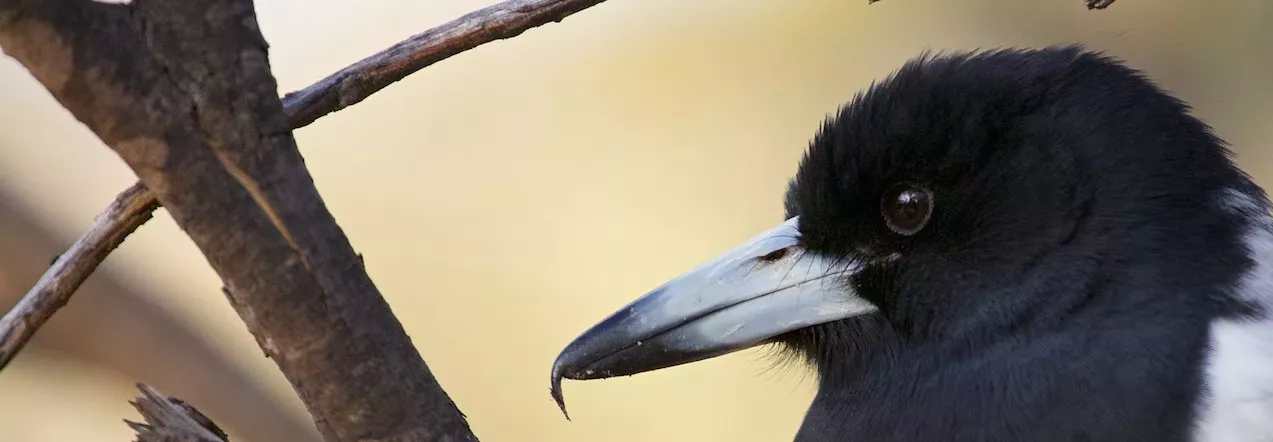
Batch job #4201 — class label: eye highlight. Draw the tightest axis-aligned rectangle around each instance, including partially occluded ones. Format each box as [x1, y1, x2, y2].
[881, 183, 934, 236]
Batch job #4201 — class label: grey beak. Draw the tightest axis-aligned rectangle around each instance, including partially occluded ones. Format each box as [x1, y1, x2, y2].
[549, 216, 878, 418]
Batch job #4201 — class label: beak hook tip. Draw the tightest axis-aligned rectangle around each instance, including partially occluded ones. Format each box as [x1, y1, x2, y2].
[550, 359, 571, 420]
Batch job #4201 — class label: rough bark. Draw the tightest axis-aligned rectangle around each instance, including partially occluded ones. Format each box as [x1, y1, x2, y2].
[0, 0, 476, 440]
[0, 0, 612, 382]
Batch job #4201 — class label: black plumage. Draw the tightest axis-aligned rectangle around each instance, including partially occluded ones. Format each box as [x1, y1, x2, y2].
[552, 46, 1273, 441]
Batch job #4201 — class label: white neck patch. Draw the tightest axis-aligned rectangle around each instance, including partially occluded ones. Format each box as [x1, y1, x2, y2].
[1194, 188, 1273, 442]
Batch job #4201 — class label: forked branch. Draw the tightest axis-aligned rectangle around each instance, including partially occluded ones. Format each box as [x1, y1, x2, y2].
[0, 0, 610, 440]
[0, 0, 609, 375]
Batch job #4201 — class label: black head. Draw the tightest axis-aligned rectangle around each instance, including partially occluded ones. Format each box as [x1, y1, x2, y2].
[551, 46, 1266, 436]
[778, 46, 1261, 367]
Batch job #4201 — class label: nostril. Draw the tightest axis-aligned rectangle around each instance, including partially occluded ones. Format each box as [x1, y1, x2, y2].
[758, 247, 789, 262]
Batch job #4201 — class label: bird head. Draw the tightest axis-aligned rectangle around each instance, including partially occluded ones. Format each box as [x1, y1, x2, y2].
[549, 46, 1263, 418]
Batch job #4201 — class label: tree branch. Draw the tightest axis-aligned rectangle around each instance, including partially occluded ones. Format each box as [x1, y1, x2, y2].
[127, 383, 230, 442]
[0, 0, 616, 440]
[285, 0, 607, 129]
[2, 0, 476, 440]
[0, 183, 158, 367]
[0, 0, 609, 383]
[1085, 0, 1116, 9]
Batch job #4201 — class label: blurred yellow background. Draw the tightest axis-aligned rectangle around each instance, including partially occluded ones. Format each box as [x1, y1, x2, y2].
[1, 0, 1270, 440]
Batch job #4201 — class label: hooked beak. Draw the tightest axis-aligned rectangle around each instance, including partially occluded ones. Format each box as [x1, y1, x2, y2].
[549, 216, 878, 417]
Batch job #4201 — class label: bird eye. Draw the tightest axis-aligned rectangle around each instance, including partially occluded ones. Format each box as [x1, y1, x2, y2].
[881, 183, 934, 236]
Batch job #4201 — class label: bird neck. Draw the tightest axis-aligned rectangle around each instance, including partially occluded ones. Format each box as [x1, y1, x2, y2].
[800, 317, 1211, 441]
[800, 185, 1273, 442]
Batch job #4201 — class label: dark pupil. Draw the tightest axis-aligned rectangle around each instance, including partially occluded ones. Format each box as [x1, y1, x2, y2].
[890, 189, 928, 228]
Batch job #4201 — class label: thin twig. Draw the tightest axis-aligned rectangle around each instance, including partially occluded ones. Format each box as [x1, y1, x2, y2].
[285, 0, 607, 129]
[1085, 0, 1116, 9]
[0, 0, 609, 372]
[0, 183, 158, 368]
